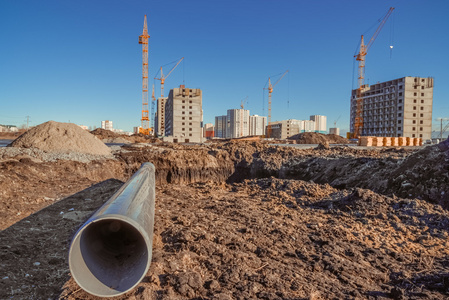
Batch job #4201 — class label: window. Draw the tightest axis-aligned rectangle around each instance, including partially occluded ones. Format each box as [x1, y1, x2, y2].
[398, 113, 402, 117]
[412, 127, 416, 130]
[413, 99, 417, 103]
[413, 113, 416, 117]
[420, 107, 424, 110]
[399, 99, 402, 103]
[182, 122, 185, 125]
[413, 106, 416, 110]
[420, 113, 423, 117]
[182, 117, 185, 120]
[420, 134, 423, 138]
[189, 100, 192, 104]
[189, 122, 192, 125]
[421, 100, 424, 103]
[189, 134, 192, 137]
[421, 79, 425, 82]
[414, 93, 417, 96]
[182, 106, 185, 109]
[413, 120, 416, 124]
[182, 111, 185, 115]
[189, 128, 192, 131]
[189, 106, 192, 109]
[182, 100, 185, 103]
[398, 127, 402, 130]
[399, 92, 403, 96]
[420, 127, 423, 131]
[421, 93, 424, 96]
[189, 112, 192, 115]
[412, 134, 416, 137]
[414, 78, 417, 82]
[398, 106, 402, 110]
[399, 86, 403, 90]
[182, 128, 185, 131]
[420, 120, 423, 124]
[398, 120, 402, 124]
[414, 86, 417, 89]
[189, 117, 192, 120]
[421, 86, 424, 89]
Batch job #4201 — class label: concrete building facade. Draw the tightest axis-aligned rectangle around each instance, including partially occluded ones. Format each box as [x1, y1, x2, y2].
[215, 115, 227, 138]
[203, 123, 214, 139]
[269, 119, 319, 139]
[350, 76, 434, 140]
[101, 120, 113, 131]
[329, 127, 340, 135]
[226, 109, 250, 139]
[155, 97, 168, 137]
[164, 85, 203, 143]
[310, 115, 327, 133]
[249, 115, 267, 136]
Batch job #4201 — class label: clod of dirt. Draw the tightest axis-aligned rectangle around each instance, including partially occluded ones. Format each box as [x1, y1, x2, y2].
[9, 121, 111, 156]
[289, 132, 349, 144]
[315, 141, 330, 150]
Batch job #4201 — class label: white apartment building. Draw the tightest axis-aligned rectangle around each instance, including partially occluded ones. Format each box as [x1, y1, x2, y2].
[249, 115, 267, 136]
[350, 76, 434, 139]
[226, 109, 250, 139]
[101, 120, 113, 131]
[215, 115, 227, 138]
[310, 115, 327, 133]
[164, 85, 203, 143]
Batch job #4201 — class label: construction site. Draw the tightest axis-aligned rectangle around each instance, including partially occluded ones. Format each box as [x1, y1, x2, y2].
[1, 5, 449, 300]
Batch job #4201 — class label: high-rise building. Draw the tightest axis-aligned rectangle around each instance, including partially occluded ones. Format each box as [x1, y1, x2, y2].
[164, 85, 203, 143]
[226, 109, 250, 139]
[249, 115, 267, 136]
[101, 120, 113, 131]
[310, 115, 327, 133]
[155, 97, 168, 137]
[350, 76, 434, 139]
[215, 115, 227, 138]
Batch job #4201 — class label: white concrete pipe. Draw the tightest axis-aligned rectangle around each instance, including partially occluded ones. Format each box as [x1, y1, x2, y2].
[68, 163, 155, 297]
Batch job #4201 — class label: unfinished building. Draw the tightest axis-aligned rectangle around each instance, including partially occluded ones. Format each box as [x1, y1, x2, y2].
[154, 97, 167, 137]
[164, 85, 203, 143]
[350, 76, 434, 140]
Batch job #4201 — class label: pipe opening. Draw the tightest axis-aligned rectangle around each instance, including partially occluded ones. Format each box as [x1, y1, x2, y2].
[69, 218, 149, 297]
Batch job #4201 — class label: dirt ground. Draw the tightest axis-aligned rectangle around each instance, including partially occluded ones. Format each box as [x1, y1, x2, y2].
[1, 140, 449, 299]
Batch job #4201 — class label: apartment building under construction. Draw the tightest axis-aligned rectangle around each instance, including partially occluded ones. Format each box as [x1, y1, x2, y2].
[164, 85, 203, 143]
[350, 76, 434, 140]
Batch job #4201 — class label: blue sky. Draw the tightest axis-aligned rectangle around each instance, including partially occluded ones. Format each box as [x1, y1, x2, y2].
[1, 0, 448, 134]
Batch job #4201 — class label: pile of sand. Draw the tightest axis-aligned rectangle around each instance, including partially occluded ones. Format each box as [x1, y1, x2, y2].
[9, 121, 111, 156]
[289, 132, 349, 144]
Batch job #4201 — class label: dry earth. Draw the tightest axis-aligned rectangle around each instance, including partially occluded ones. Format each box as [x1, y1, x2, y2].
[1, 131, 449, 299]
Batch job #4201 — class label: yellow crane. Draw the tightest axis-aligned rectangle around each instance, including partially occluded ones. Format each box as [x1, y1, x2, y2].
[154, 57, 184, 98]
[138, 15, 150, 135]
[264, 70, 289, 138]
[353, 7, 394, 138]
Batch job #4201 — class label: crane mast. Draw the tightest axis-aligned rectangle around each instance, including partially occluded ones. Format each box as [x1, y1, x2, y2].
[155, 57, 184, 98]
[265, 70, 288, 138]
[353, 7, 394, 138]
[139, 15, 150, 135]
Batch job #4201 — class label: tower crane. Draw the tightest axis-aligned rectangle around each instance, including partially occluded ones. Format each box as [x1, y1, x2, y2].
[138, 15, 150, 135]
[352, 7, 394, 138]
[240, 96, 248, 109]
[264, 70, 289, 138]
[151, 84, 156, 130]
[155, 57, 184, 98]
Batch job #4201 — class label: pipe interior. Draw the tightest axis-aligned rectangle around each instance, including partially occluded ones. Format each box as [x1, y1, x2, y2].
[71, 219, 149, 296]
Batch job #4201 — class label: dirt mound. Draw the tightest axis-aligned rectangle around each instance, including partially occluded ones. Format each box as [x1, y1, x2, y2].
[289, 132, 349, 144]
[90, 128, 120, 138]
[9, 121, 111, 156]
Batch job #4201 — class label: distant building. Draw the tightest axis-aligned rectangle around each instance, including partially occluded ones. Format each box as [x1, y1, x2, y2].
[226, 109, 250, 138]
[101, 120, 113, 131]
[203, 123, 214, 139]
[310, 115, 327, 133]
[164, 85, 203, 143]
[269, 119, 318, 139]
[249, 115, 267, 136]
[133, 126, 141, 134]
[155, 97, 168, 137]
[350, 76, 434, 139]
[215, 115, 227, 138]
[329, 127, 340, 135]
[0, 125, 5, 132]
[78, 125, 89, 130]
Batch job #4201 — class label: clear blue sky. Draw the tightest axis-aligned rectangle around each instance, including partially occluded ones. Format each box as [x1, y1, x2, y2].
[1, 0, 448, 134]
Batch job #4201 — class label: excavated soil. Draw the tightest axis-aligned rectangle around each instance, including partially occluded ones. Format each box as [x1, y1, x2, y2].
[288, 132, 350, 144]
[1, 137, 449, 299]
[90, 128, 161, 144]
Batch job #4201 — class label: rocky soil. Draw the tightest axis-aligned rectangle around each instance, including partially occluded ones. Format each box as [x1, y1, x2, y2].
[1, 136, 449, 299]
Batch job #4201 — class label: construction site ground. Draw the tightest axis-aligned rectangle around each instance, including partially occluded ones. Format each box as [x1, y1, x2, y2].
[1, 130, 449, 299]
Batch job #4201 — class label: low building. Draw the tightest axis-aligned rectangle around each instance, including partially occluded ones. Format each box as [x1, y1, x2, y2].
[101, 120, 113, 131]
[203, 123, 214, 139]
[164, 85, 203, 143]
[329, 127, 340, 135]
